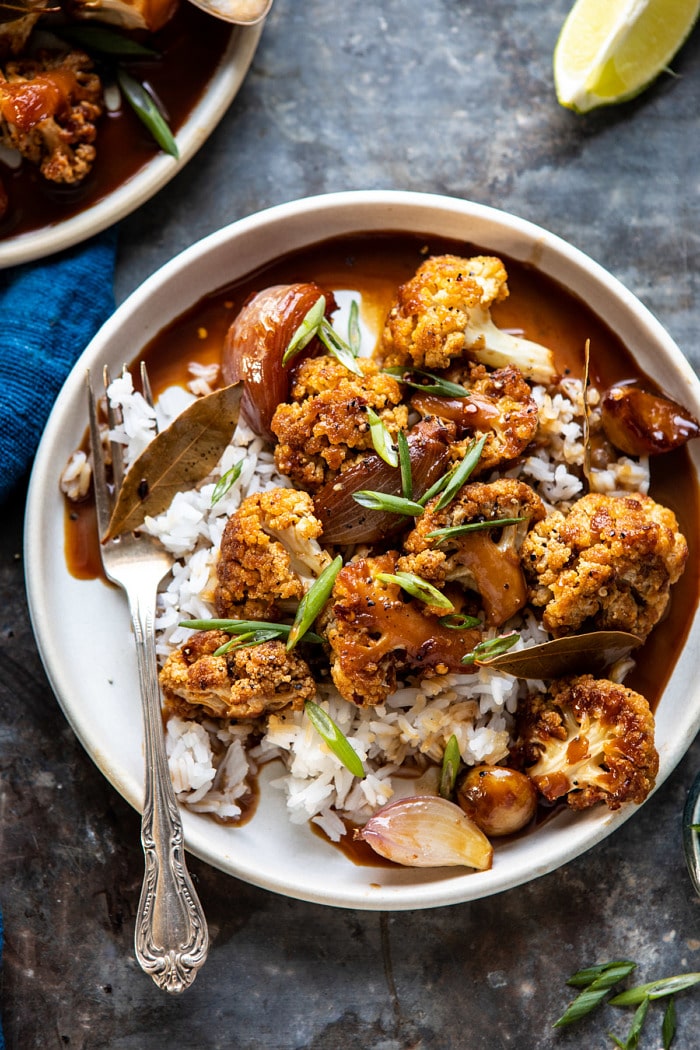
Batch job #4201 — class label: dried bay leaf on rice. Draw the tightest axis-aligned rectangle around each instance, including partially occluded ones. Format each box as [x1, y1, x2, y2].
[104, 383, 242, 539]
[476, 631, 642, 679]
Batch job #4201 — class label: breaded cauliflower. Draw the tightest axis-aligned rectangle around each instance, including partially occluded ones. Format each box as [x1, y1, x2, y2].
[270, 354, 409, 492]
[376, 254, 555, 382]
[0, 50, 103, 183]
[402, 479, 546, 625]
[320, 551, 483, 706]
[521, 492, 688, 640]
[511, 675, 658, 810]
[215, 487, 331, 620]
[160, 631, 316, 721]
[410, 362, 539, 473]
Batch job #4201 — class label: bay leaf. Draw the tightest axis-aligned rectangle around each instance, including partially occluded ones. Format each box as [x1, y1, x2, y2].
[104, 383, 241, 539]
[476, 630, 642, 679]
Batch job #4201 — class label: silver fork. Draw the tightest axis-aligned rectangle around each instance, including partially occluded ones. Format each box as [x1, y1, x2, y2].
[87, 365, 209, 994]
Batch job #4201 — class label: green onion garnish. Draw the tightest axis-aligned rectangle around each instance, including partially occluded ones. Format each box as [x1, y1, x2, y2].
[317, 319, 363, 376]
[117, 68, 178, 158]
[553, 961, 637, 1027]
[435, 435, 487, 511]
[352, 490, 425, 516]
[282, 295, 327, 364]
[366, 408, 398, 467]
[397, 431, 413, 499]
[178, 618, 324, 644]
[287, 555, 343, 650]
[427, 516, 525, 541]
[438, 613, 482, 629]
[383, 365, 471, 398]
[662, 998, 676, 1049]
[348, 299, 361, 357]
[461, 632, 519, 665]
[59, 25, 160, 56]
[304, 700, 364, 778]
[439, 734, 461, 799]
[611, 996, 650, 1049]
[211, 460, 244, 506]
[375, 570, 454, 611]
[213, 629, 282, 656]
[609, 973, 700, 1006]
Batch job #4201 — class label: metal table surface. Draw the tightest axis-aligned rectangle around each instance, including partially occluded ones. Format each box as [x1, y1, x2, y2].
[2, 1, 700, 1046]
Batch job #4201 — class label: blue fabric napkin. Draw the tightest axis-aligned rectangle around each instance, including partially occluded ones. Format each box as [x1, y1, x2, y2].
[0, 227, 118, 503]
[0, 229, 117, 1046]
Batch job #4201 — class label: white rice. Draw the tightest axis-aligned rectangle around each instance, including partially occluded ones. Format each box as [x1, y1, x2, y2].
[94, 368, 648, 839]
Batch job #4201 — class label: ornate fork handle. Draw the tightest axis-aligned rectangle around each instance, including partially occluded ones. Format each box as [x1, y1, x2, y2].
[126, 569, 209, 993]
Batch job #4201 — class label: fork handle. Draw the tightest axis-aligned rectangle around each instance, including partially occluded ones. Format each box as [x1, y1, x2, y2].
[128, 589, 209, 993]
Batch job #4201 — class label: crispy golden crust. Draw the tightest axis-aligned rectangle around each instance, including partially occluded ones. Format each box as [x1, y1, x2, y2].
[377, 254, 509, 370]
[0, 50, 103, 184]
[511, 675, 658, 810]
[521, 492, 688, 640]
[270, 355, 408, 493]
[160, 631, 316, 721]
[215, 487, 329, 621]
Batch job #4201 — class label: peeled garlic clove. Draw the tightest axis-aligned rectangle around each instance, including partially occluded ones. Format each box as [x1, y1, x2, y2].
[356, 795, 493, 869]
[71, 0, 178, 32]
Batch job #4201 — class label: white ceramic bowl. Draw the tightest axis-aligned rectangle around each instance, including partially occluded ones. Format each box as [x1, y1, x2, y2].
[24, 190, 700, 910]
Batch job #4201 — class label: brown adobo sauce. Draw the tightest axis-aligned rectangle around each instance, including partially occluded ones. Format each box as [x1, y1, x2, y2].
[0, 3, 232, 240]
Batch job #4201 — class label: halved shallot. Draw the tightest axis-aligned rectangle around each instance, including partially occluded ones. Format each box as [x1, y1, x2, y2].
[356, 795, 493, 869]
[222, 283, 336, 440]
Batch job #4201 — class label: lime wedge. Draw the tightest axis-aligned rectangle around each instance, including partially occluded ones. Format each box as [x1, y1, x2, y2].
[554, 0, 700, 112]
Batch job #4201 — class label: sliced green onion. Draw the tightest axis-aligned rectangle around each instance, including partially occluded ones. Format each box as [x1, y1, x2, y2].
[427, 516, 525, 541]
[553, 961, 637, 1027]
[397, 431, 413, 499]
[117, 68, 178, 158]
[610, 996, 649, 1050]
[59, 25, 160, 55]
[375, 571, 454, 611]
[662, 997, 676, 1049]
[287, 555, 343, 650]
[282, 295, 326, 365]
[383, 365, 471, 398]
[610, 973, 700, 1006]
[348, 299, 361, 357]
[461, 632, 519, 666]
[435, 435, 487, 511]
[438, 613, 482, 629]
[352, 490, 425, 516]
[305, 700, 364, 778]
[318, 318, 364, 376]
[211, 460, 244, 506]
[439, 734, 461, 799]
[179, 618, 324, 644]
[417, 469, 453, 507]
[213, 629, 283, 656]
[366, 407, 398, 467]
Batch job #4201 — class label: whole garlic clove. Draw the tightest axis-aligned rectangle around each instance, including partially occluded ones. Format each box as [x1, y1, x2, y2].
[356, 795, 493, 870]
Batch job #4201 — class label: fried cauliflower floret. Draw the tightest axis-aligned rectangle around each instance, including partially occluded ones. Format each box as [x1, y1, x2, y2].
[0, 50, 103, 184]
[270, 354, 409, 493]
[215, 487, 331, 620]
[319, 551, 483, 707]
[521, 492, 688, 640]
[401, 479, 546, 626]
[160, 631, 316, 721]
[510, 675, 658, 810]
[410, 362, 539, 472]
[376, 254, 555, 382]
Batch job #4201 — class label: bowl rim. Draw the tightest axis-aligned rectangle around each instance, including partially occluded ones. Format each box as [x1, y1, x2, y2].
[25, 189, 700, 909]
